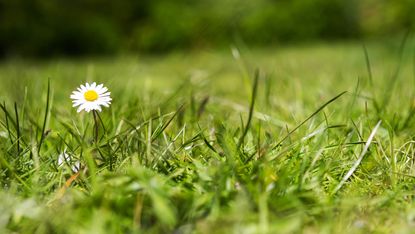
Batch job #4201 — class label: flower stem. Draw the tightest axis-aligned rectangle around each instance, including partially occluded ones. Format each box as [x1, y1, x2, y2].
[92, 110, 99, 143]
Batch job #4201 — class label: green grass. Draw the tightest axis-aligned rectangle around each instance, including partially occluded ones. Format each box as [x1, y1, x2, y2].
[1, 40, 415, 233]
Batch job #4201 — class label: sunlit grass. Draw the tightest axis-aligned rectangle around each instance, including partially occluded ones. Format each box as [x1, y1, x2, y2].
[1, 41, 415, 233]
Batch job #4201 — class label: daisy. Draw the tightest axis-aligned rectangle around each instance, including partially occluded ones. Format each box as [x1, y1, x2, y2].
[70, 82, 112, 113]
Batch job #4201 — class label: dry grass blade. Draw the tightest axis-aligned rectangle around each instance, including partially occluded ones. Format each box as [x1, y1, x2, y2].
[333, 120, 382, 194]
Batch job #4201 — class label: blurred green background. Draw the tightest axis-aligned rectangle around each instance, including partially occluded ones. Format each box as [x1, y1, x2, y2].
[0, 0, 414, 57]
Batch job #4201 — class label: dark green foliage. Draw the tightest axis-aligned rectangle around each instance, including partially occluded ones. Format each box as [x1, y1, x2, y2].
[0, 0, 414, 57]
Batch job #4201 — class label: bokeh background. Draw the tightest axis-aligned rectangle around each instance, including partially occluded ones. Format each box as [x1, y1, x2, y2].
[0, 0, 414, 58]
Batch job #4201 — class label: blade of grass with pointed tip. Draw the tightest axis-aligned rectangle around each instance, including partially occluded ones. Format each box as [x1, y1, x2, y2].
[273, 91, 347, 149]
[14, 102, 20, 155]
[363, 44, 381, 113]
[363, 44, 374, 88]
[38, 79, 51, 154]
[381, 31, 410, 111]
[238, 69, 259, 148]
[151, 104, 184, 141]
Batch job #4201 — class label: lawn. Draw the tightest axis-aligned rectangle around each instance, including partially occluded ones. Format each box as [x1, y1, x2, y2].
[1, 41, 415, 233]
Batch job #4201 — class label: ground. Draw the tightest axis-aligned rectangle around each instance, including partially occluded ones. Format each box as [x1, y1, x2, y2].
[1, 41, 415, 233]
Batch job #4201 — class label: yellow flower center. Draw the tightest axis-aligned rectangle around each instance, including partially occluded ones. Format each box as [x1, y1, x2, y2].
[84, 90, 98, 101]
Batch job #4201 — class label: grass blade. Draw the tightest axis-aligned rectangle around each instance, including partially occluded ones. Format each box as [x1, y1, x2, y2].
[273, 91, 347, 149]
[363, 43, 373, 88]
[14, 102, 20, 155]
[1, 102, 14, 145]
[362, 43, 381, 115]
[151, 104, 184, 141]
[333, 120, 382, 194]
[38, 79, 51, 154]
[381, 31, 410, 111]
[238, 69, 259, 148]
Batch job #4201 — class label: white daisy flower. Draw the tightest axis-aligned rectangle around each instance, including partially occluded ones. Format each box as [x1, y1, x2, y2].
[70, 82, 112, 113]
[58, 151, 81, 173]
